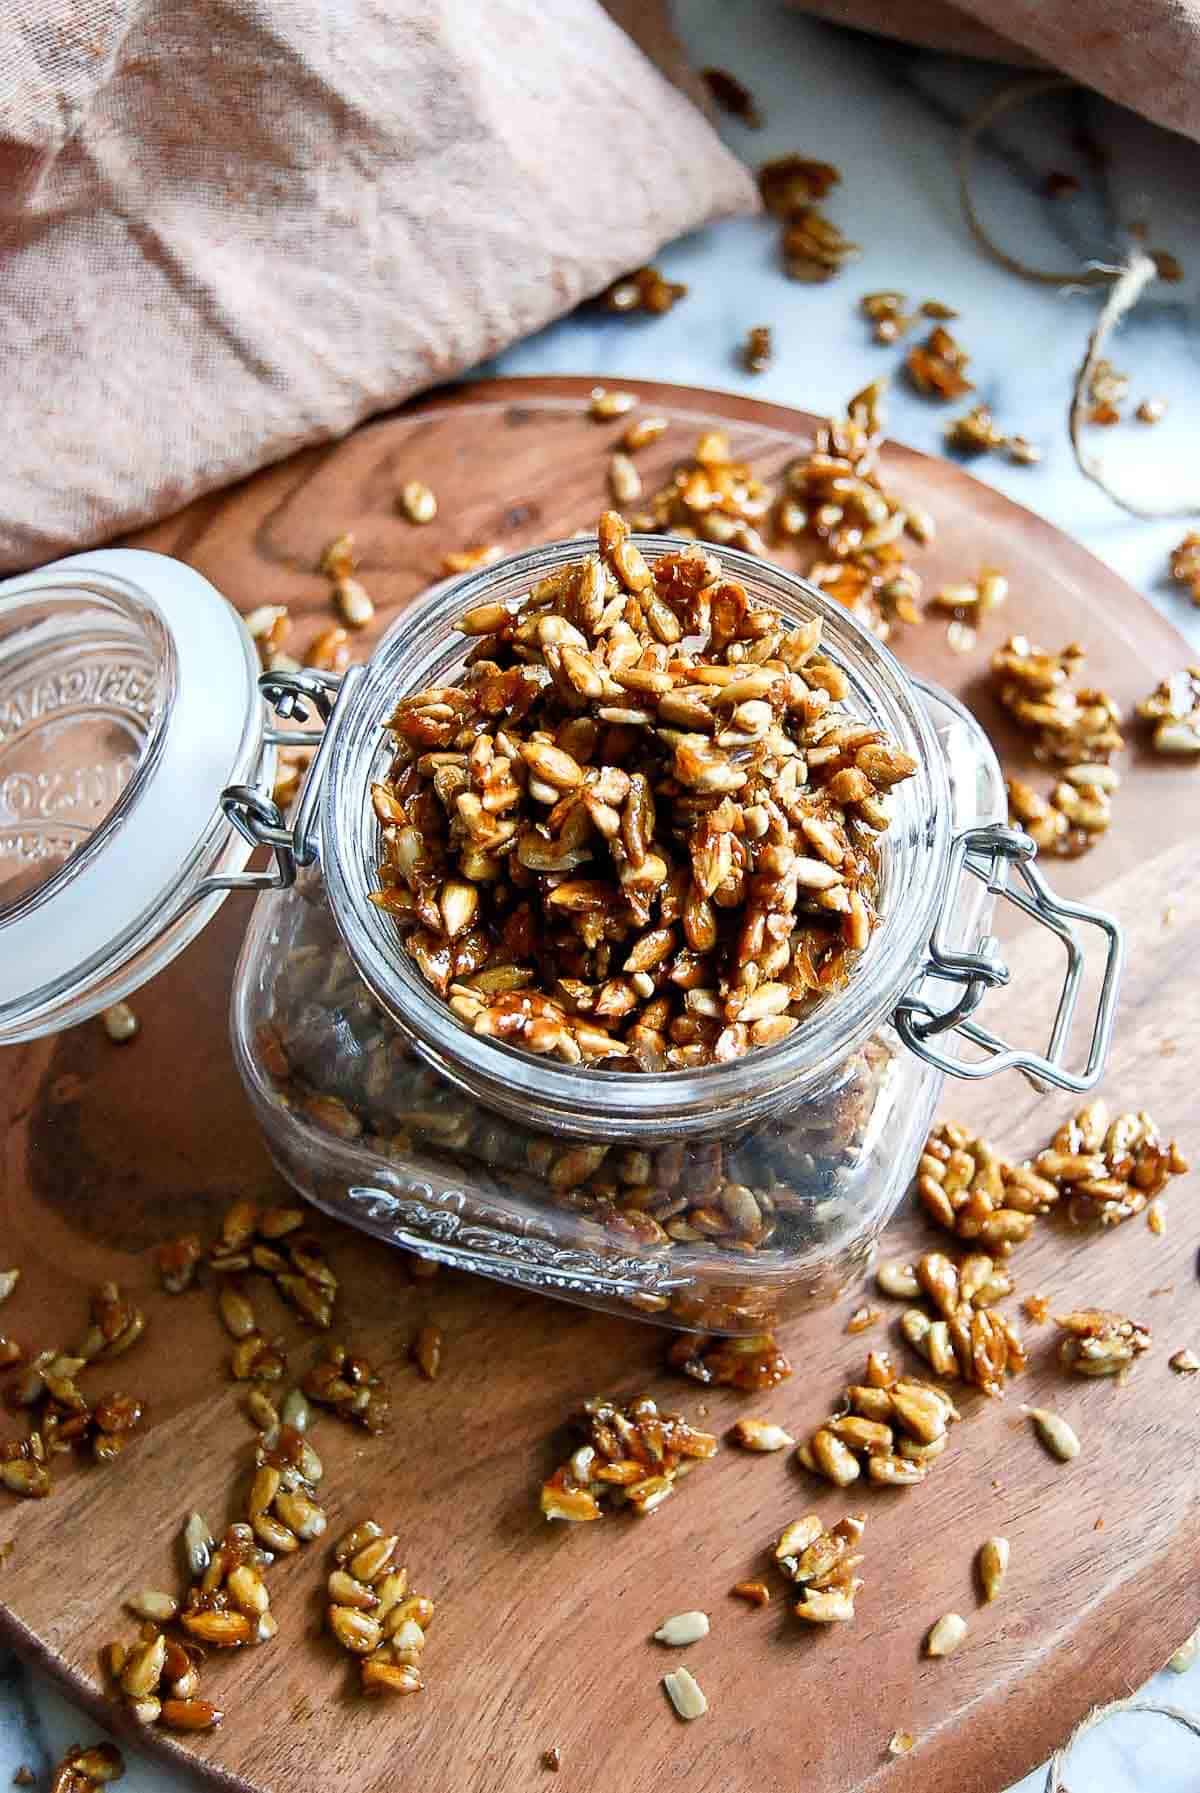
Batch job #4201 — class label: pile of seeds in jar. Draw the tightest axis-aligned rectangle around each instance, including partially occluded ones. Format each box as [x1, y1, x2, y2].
[370, 510, 918, 1073]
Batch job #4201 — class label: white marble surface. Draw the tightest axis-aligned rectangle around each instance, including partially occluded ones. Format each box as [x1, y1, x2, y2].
[4, 2, 1200, 1789]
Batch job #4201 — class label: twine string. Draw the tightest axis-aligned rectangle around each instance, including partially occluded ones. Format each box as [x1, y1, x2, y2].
[1042, 1697, 1200, 1789]
[959, 78, 1200, 519]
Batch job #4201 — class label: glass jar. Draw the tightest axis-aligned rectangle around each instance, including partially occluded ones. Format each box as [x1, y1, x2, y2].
[0, 541, 1122, 1333]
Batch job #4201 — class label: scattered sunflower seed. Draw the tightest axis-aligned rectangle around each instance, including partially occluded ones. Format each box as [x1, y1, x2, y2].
[1168, 1627, 1199, 1672]
[398, 481, 438, 524]
[876, 1260, 919, 1300]
[663, 1666, 708, 1720]
[742, 325, 772, 374]
[319, 532, 356, 579]
[1169, 1349, 1200, 1374]
[887, 1729, 916, 1755]
[701, 67, 762, 127]
[620, 415, 668, 453]
[101, 1003, 139, 1044]
[1027, 1408, 1080, 1461]
[653, 1611, 710, 1647]
[608, 451, 642, 505]
[588, 387, 637, 421]
[925, 1612, 967, 1657]
[441, 544, 501, 577]
[1138, 667, 1200, 753]
[334, 578, 375, 630]
[946, 404, 1006, 455]
[1007, 434, 1042, 465]
[977, 1537, 1009, 1603]
[729, 1417, 795, 1452]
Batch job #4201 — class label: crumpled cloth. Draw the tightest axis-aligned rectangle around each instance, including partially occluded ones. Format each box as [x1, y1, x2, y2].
[792, 0, 1200, 145]
[0, 0, 755, 572]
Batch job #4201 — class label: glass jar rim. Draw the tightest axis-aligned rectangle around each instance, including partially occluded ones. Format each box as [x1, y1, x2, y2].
[319, 537, 952, 1134]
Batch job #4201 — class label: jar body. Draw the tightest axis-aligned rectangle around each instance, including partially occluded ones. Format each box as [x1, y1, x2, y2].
[226, 527, 1008, 1334]
[234, 871, 943, 1331]
[232, 676, 1003, 1333]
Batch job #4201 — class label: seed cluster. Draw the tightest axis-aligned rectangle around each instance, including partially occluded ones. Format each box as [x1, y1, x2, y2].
[1035, 1102, 1188, 1227]
[774, 1512, 865, 1623]
[881, 1250, 1026, 1398]
[779, 383, 934, 640]
[905, 326, 973, 400]
[1056, 1308, 1151, 1378]
[597, 266, 688, 316]
[993, 634, 1125, 855]
[326, 1519, 434, 1697]
[917, 1124, 1050, 1252]
[666, 1330, 792, 1390]
[798, 1351, 960, 1488]
[629, 426, 772, 554]
[540, 1394, 718, 1522]
[921, 1106, 1187, 1246]
[755, 156, 848, 284]
[1, 1282, 147, 1499]
[372, 511, 917, 1073]
[1137, 667, 1200, 756]
[159, 1199, 339, 1336]
[1170, 532, 1200, 604]
[49, 1743, 125, 1792]
[302, 1340, 389, 1433]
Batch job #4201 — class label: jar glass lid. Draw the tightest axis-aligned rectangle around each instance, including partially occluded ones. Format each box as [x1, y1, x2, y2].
[0, 550, 264, 1041]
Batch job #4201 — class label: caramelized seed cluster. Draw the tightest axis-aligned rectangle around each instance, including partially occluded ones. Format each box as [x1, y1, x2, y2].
[1056, 1308, 1151, 1377]
[1137, 667, 1200, 756]
[540, 1394, 717, 1521]
[181, 1519, 279, 1650]
[1034, 1102, 1188, 1227]
[372, 512, 917, 1073]
[629, 427, 773, 554]
[665, 1330, 791, 1390]
[921, 1105, 1188, 1245]
[303, 1340, 389, 1433]
[875, 1249, 1026, 1397]
[598, 266, 687, 317]
[778, 381, 933, 640]
[905, 326, 973, 401]
[991, 636, 1124, 764]
[917, 1123, 1050, 1253]
[798, 1351, 959, 1488]
[775, 1512, 865, 1623]
[1169, 532, 1200, 604]
[1, 1283, 147, 1498]
[327, 1519, 432, 1697]
[103, 1529, 230, 1732]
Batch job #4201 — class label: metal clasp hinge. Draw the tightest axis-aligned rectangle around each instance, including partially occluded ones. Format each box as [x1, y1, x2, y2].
[193, 667, 360, 903]
[893, 823, 1123, 1093]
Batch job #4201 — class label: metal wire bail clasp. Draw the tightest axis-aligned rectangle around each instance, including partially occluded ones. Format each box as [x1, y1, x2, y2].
[196, 666, 358, 903]
[893, 823, 1123, 1093]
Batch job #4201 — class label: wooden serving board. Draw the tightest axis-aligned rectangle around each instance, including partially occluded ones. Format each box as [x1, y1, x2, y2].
[2, 378, 1198, 1793]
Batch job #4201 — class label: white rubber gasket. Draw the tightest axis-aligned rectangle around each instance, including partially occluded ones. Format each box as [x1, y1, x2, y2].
[0, 549, 256, 1009]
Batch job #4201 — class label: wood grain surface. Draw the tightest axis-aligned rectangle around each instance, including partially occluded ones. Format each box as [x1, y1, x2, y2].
[1, 378, 1197, 1793]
